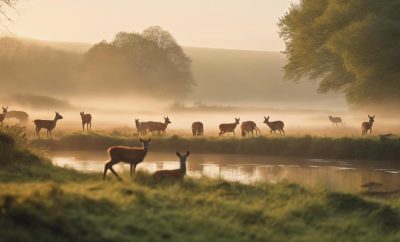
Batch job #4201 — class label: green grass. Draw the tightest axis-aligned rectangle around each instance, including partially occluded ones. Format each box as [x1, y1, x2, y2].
[32, 132, 400, 160]
[2, 127, 400, 241]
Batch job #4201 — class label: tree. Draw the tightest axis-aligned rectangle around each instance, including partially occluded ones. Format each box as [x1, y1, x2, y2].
[278, 0, 400, 106]
[80, 26, 194, 97]
[0, 0, 17, 29]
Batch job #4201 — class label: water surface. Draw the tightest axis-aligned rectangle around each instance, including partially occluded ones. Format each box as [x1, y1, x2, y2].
[51, 151, 400, 193]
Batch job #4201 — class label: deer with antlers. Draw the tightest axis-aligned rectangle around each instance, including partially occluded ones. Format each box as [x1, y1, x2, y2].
[0, 106, 8, 125]
[263, 116, 285, 135]
[33, 112, 63, 139]
[146, 117, 171, 135]
[241, 121, 261, 137]
[362, 115, 375, 135]
[80, 112, 92, 132]
[103, 138, 151, 180]
[219, 118, 240, 136]
[153, 151, 190, 182]
[192, 122, 204, 136]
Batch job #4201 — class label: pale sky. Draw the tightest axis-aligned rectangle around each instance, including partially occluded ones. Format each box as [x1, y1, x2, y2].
[8, 0, 297, 51]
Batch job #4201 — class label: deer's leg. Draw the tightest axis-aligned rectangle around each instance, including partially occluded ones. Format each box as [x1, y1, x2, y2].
[104, 160, 121, 180]
[36, 127, 41, 138]
[281, 129, 285, 135]
[130, 164, 133, 177]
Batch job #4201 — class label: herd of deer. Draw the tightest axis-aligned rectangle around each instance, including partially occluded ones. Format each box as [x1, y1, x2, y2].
[0, 106, 376, 138]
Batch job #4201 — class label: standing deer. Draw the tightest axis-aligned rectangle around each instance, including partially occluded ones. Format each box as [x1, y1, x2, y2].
[0, 106, 8, 125]
[328, 116, 342, 126]
[153, 151, 190, 182]
[146, 117, 171, 135]
[192, 122, 204, 136]
[241, 121, 261, 137]
[219, 118, 240, 136]
[80, 112, 92, 132]
[135, 119, 148, 135]
[263, 116, 285, 135]
[103, 138, 151, 180]
[33, 112, 63, 139]
[5, 110, 29, 123]
[362, 115, 375, 135]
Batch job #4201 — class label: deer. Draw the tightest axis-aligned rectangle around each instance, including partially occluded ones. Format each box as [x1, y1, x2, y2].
[135, 119, 148, 135]
[5, 110, 29, 123]
[192, 122, 204, 136]
[103, 138, 151, 180]
[241, 121, 261, 137]
[328, 116, 342, 126]
[0, 106, 8, 125]
[219, 118, 240, 136]
[80, 112, 92, 132]
[362, 115, 375, 135]
[263, 116, 285, 135]
[153, 151, 190, 182]
[33, 112, 63, 139]
[146, 117, 171, 135]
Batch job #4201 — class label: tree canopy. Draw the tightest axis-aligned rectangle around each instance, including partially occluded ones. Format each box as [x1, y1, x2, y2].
[80, 26, 194, 97]
[278, 0, 400, 105]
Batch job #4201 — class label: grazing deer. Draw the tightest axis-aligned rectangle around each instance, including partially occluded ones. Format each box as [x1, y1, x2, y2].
[146, 117, 171, 135]
[192, 122, 204, 136]
[153, 151, 190, 182]
[328, 116, 342, 126]
[263, 116, 285, 135]
[241, 121, 261, 137]
[5, 110, 29, 123]
[103, 138, 151, 180]
[219, 118, 240, 136]
[0, 106, 8, 125]
[33, 112, 63, 139]
[80, 112, 92, 132]
[362, 115, 375, 135]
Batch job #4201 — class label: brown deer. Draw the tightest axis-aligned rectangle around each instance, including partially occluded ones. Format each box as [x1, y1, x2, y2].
[362, 115, 375, 135]
[0, 106, 8, 125]
[135, 119, 148, 135]
[80, 112, 92, 132]
[219, 118, 240, 136]
[263, 116, 285, 135]
[33, 112, 63, 139]
[153, 151, 189, 182]
[192, 122, 204, 136]
[328, 116, 342, 126]
[241, 121, 261, 137]
[5, 110, 29, 123]
[146, 117, 171, 135]
[103, 138, 151, 180]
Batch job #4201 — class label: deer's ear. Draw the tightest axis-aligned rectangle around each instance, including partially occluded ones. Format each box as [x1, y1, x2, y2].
[185, 151, 190, 157]
[176, 152, 181, 157]
[373, 115, 375, 118]
[139, 138, 143, 142]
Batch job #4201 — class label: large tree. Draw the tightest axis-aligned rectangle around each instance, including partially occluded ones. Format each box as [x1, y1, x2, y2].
[80, 26, 194, 97]
[278, 0, 400, 106]
[0, 0, 17, 28]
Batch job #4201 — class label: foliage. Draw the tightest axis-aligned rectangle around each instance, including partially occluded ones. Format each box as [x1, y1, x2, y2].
[278, 0, 400, 105]
[79, 26, 194, 97]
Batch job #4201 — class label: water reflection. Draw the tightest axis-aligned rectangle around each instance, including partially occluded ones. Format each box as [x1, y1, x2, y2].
[51, 151, 400, 193]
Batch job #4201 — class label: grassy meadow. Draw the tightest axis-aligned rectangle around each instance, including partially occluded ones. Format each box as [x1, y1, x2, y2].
[1, 129, 400, 242]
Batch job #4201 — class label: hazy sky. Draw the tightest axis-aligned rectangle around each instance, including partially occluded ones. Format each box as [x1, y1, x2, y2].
[9, 0, 297, 51]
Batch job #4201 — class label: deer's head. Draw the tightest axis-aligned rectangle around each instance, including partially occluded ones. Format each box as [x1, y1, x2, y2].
[2, 106, 8, 114]
[176, 151, 190, 164]
[139, 138, 151, 148]
[135, 119, 139, 124]
[235, 118, 240, 124]
[80, 111, 85, 116]
[263, 116, 270, 124]
[368, 115, 375, 124]
[55, 112, 63, 120]
[164, 116, 171, 124]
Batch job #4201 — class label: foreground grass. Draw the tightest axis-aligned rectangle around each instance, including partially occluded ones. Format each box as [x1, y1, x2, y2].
[32, 132, 400, 160]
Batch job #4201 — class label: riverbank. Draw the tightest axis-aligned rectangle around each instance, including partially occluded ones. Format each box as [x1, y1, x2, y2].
[32, 132, 400, 160]
[1, 130, 400, 241]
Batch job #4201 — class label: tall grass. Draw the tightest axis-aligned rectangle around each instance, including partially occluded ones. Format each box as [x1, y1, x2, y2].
[32, 132, 400, 160]
[1, 126, 400, 241]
